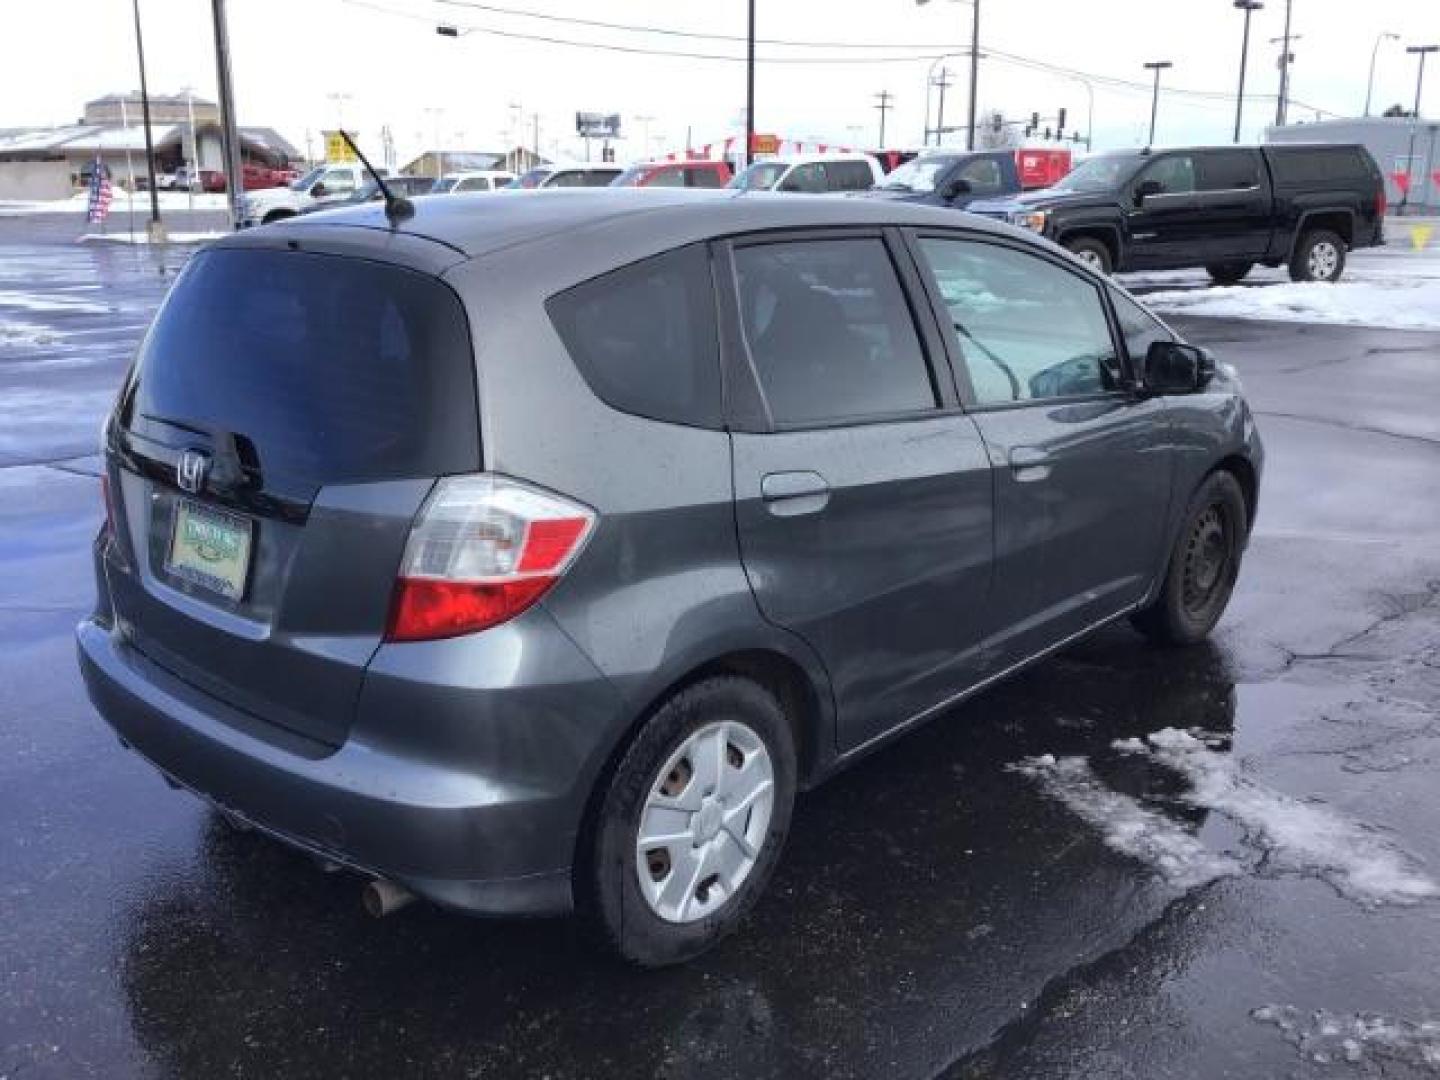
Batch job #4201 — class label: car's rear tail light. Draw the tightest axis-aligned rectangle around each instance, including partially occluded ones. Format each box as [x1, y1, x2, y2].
[385, 475, 596, 643]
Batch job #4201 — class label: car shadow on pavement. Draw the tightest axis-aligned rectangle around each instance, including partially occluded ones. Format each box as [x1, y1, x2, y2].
[115, 628, 1239, 1080]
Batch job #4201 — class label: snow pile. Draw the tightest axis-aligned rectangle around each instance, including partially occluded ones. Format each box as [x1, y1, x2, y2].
[1144, 727, 1440, 906]
[78, 230, 226, 247]
[0, 191, 230, 216]
[1141, 277, 1440, 331]
[1011, 754, 1241, 888]
[1251, 1004, 1440, 1069]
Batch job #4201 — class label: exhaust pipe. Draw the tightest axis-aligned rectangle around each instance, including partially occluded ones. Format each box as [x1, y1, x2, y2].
[362, 878, 415, 918]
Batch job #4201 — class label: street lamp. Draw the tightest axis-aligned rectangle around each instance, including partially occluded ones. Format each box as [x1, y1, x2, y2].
[1365, 32, 1400, 117]
[129, 0, 162, 238]
[1401, 45, 1438, 213]
[1143, 61, 1173, 146]
[918, 0, 980, 151]
[1232, 1, 1263, 144]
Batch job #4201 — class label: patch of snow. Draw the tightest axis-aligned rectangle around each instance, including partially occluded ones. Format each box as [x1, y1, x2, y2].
[1145, 728, 1439, 906]
[0, 290, 112, 314]
[1111, 737, 1147, 753]
[0, 321, 61, 350]
[1251, 1004, 1440, 1069]
[1141, 277, 1440, 331]
[0, 191, 229, 216]
[77, 230, 226, 246]
[1011, 754, 1242, 888]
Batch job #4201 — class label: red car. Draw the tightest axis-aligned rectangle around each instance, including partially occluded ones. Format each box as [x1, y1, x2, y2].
[610, 160, 733, 189]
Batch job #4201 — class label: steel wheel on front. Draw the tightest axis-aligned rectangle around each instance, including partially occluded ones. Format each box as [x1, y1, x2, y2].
[1074, 248, 1105, 271]
[1180, 504, 1234, 618]
[635, 720, 774, 924]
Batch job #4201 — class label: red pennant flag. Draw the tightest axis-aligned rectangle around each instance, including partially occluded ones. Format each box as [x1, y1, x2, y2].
[818, 143, 828, 154]
[1392, 171, 1411, 195]
[1432, 169, 1440, 189]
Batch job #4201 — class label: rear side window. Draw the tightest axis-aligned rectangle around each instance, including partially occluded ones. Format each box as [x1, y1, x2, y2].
[124, 249, 478, 485]
[546, 244, 721, 428]
[732, 238, 937, 426]
[686, 167, 724, 189]
[1196, 150, 1261, 190]
[1269, 147, 1373, 184]
[827, 161, 877, 191]
[645, 167, 685, 188]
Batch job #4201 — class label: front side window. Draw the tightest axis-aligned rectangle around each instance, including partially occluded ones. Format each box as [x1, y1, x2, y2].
[1110, 289, 1173, 367]
[455, 177, 490, 192]
[1135, 154, 1196, 196]
[956, 158, 1004, 195]
[320, 169, 355, 195]
[644, 167, 685, 188]
[546, 170, 586, 188]
[780, 163, 827, 193]
[546, 244, 720, 428]
[917, 238, 1120, 405]
[732, 238, 937, 426]
[686, 167, 724, 189]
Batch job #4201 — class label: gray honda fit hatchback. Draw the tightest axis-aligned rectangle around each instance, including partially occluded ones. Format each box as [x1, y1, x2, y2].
[78, 189, 1262, 965]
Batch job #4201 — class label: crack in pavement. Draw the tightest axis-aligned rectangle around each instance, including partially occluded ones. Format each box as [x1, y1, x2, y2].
[1253, 409, 1440, 450]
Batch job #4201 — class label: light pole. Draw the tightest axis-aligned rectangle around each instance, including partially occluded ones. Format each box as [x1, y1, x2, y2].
[210, 0, 245, 230]
[917, 0, 980, 150]
[745, 0, 755, 166]
[921, 51, 966, 145]
[129, 0, 162, 239]
[1143, 61, 1173, 146]
[180, 85, 197, 216]
[1274, 0, 1294, 126]
[1365, 32, 1400, 116]
[1401, 45, 1438, 214]
[1233, 1, 1262, 143]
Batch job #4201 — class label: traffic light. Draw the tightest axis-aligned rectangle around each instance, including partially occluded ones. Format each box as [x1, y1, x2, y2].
[1044, 126, 1052, 140]
[1057, 107, 1067, 132]
[991, 113, 1003, 134]
[1031, 111, 1040, 130]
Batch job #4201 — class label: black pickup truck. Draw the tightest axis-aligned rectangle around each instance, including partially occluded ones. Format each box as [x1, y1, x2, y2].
[967, 143, 1386, 283]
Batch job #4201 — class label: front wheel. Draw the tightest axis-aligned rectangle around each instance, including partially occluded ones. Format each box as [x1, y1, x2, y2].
[580, 677, 796, 966]
[1063, 237, 1113, 275]
[1289, 229, 1346, 282]
[1131, 470, 1248, 646]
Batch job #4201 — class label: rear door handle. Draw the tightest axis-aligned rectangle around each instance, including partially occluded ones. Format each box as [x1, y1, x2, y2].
[1008, 446, 1052, 482]
[761, 471, 830, 516]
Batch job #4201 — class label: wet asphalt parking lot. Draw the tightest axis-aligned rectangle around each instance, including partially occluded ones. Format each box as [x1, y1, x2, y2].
[2, 212, 1438, 1079]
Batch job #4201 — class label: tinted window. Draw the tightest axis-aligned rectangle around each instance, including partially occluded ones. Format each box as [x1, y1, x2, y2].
[580, 169, 621, 187]
[1196, 150, 1261, 191]
[124, 249, 477, 485]
[1268, 146, 1373, 184]
[733, 238, 937, 426]
[781, 163, 827, 193]
[917, 238, 1120, 404]
[956, 157, 1004, 195]
[546, 244, 720, 428]
[828, 161, 876, 191]
[686, 166, 724, 189]
[455, 177, 490, 192]
[1135, 154, 1195, 195]
[546, 170, 586, 188]
[1110, 289, 1173, 368]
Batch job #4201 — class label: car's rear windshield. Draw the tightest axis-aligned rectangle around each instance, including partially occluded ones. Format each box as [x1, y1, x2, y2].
[121, 247, 479, 487]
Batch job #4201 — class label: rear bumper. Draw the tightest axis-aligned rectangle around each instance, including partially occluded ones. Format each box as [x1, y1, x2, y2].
[77, 610, 625, 917]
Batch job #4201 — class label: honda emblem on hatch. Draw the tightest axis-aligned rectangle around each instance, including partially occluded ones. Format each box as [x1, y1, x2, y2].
[176, 449, 210, 494]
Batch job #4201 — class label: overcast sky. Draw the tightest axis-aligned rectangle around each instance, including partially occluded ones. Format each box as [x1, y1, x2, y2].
[3, 0, 1438, 164]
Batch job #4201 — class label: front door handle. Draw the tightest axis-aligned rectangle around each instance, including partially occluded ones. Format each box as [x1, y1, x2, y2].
[761, 471, 830, 516]
[1009, 446, 1052, 482]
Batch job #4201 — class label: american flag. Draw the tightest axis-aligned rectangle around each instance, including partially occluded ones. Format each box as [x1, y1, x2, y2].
[86, 154, 113, 224]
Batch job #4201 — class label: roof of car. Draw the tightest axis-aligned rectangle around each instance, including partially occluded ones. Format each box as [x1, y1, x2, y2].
[217, 188, 1022, 265]
[750, 153, 879, 165]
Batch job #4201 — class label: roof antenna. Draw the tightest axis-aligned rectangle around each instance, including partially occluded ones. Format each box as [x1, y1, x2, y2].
[339, 129, 413, 225]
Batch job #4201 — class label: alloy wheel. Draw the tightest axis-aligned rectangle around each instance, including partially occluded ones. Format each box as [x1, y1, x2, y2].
[1308, 240, 1340, 281]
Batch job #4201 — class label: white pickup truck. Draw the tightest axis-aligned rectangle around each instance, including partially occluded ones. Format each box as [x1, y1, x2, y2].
[239, 162, 379, 227]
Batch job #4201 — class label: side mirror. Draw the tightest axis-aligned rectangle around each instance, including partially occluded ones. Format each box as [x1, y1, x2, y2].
[1143, 340, 1214, 394]
[1133, 179, 1163, 206]
[311, 182, 328, 198]
[940, 177, 972, 200]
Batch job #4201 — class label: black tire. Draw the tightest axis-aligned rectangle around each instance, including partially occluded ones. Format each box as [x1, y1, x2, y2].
[1063, 237, 1113, 275]
[579, 676, 797, 967]
[1289, 229, 1346, 283]
[1131, 470, 1248, 646]
[1205, 261, 1253, 285]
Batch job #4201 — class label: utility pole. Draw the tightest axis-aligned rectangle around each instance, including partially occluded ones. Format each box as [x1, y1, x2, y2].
[1401, 45, 1438, 214]
[1274, 0, 1294, 127]
[130, 0, 162, 240]
[933, 67, 953, 146]
[874, 90, 894, 147]
[744, 0, 756, 166]
[1143, 60, 1172, 146]
[1232, 0, 1263, 143]
[966, 0, 980, 150]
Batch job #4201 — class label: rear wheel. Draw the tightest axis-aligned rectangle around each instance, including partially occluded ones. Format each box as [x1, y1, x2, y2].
[1063, 237, 1113, 275]
[1205, 261, 1253, 285]
[1289, 229, 1346, 282]
[580, 676, 796, 967]
[1131, 471, 1248, 646]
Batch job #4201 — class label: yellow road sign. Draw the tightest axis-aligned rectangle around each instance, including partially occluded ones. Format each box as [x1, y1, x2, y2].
[324, 130, 357, 163]
[1411, 225, 1434, 252]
